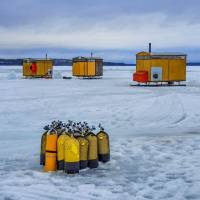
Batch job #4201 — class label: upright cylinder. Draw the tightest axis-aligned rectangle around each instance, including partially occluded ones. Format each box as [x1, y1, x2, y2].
[97, 131, 110, 163]
[44, 131, 58, 172]
[40, 131, 48, 165]
[77, 136, 89, 169]
[64, 134, 80, 174]
[86, 133, 98, 168]
[57, 134, 68, 170]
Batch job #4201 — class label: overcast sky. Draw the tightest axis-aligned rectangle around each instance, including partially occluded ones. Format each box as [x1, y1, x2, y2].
[0, 0, 200, 62]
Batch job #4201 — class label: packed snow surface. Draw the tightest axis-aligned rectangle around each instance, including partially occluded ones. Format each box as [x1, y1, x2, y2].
[0, 66, 200, 200]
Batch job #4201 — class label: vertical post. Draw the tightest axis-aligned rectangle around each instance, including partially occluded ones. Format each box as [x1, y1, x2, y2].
[91, 52, 93, 58]
[149, 43, 152, 53]
[46, 53, 48, 60]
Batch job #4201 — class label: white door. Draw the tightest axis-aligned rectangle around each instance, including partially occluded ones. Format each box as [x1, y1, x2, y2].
[151, 67, 162, 81]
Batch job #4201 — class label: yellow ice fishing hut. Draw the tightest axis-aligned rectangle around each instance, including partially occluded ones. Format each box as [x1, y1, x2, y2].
[133, 43, 187, 85]
[72, 56, 103, 78]
[23, 58, 53, 78]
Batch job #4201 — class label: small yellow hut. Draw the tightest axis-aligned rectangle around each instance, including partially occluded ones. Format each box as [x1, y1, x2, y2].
[133, 44, 187, 85]
[72, 57, 103, 78]
[23, 59, 53, 78]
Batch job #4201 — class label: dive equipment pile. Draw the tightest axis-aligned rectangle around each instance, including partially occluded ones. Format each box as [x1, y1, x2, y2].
[40, 120, 110, 174]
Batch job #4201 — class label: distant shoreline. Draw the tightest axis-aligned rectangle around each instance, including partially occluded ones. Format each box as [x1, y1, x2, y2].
[0, 59, 199, 66]
[0, 59, 134, 66]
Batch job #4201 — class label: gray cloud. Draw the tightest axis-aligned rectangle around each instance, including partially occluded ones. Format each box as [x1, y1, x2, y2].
[0, 0, 200, 62]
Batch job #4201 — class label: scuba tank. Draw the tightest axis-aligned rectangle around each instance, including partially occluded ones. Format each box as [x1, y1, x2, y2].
[57, 133, 69, 170]
[86, 131, 99, 168]
[56, 122, 69, 171]
[64, 132, 80, 174]
[44, 129, 58, 172]
[73, 122, 89, 170]
[97, 124, 110, 163]
[76, 136, 89, 170]
[40, 126, 49, 165]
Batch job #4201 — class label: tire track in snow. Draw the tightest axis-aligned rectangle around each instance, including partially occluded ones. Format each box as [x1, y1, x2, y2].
[172, 94, 187, 125]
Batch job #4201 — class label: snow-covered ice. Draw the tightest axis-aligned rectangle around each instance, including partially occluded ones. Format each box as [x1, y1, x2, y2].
[0, 65, 200, 200]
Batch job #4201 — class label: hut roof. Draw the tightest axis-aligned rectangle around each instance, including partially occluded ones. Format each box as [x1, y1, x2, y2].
[73, 56, 103, 61]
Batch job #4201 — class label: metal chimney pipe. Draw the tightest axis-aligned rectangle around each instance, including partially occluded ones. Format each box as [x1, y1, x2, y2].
[149, 43, 152, 53]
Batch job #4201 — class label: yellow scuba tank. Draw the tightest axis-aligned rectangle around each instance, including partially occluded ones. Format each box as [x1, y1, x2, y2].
[64, 134, 80, 174]
[44, 130, 58, 172]
[40, 130, 48, 165]
[76, 136, 89, 170]
[57, 133, 69, 170]
[86, 132, 98, 168]
[97, 130, 110, 163]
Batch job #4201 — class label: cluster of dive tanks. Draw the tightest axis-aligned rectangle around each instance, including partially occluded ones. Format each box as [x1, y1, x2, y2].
[40, 120, 110, 174]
